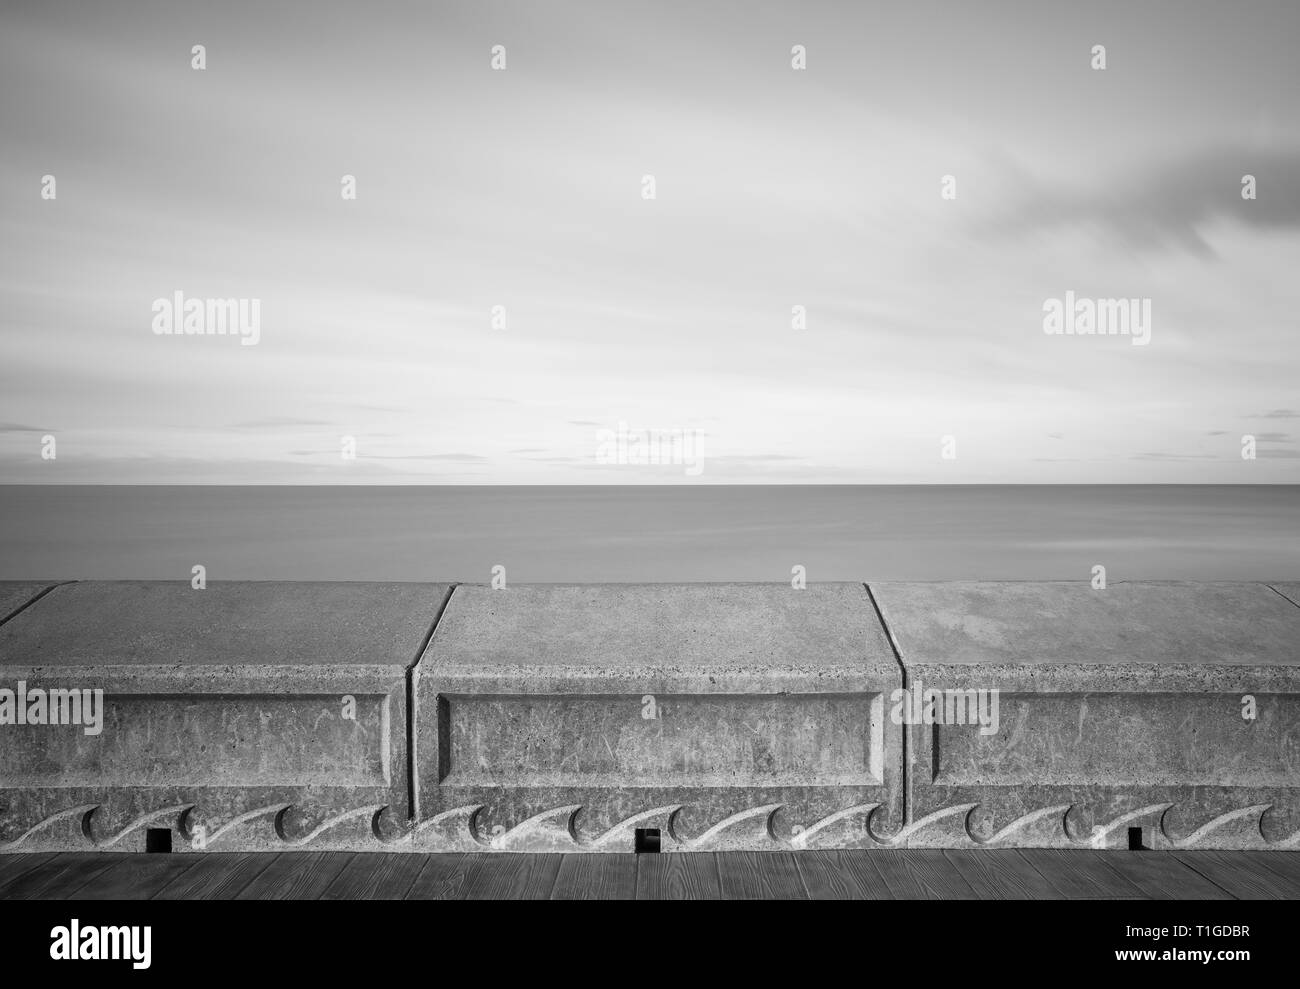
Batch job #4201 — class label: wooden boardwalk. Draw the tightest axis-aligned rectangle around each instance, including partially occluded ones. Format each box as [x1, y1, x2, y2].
[2, 849, 1298, 900]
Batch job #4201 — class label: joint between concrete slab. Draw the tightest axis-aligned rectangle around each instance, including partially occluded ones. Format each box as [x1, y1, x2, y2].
[0, 581, 69, 629]
[1266, 583, 1300, 611]
[407, 583, 458, 822]
[864, 581, 908, 825]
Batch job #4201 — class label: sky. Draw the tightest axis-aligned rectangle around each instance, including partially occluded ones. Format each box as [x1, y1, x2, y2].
[1, 0, 1298, 484]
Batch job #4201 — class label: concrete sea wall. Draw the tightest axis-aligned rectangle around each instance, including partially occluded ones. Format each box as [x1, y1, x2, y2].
[1, 580, 1297, 853]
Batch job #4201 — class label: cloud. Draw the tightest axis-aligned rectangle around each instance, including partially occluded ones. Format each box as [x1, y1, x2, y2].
[0, 422, 51, 433]
[0, 452, 407, 482]
[986, 145, 1300, 256]
[3, 3, 1298, 486]
[361, 453, 488, 462]
[707, 455, 807, 463]
[228, 417, 334, 429]
[1131, 452, 1219, 462]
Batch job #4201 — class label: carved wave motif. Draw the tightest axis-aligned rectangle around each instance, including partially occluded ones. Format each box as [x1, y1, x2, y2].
[790, 803, 878, 849]
[1163, 804, 1272, 849]
[91, 804, 194, 848]
[680, 804, 782, 851]
[487, 804, 582, 851]
[1, 799, 1295, 852]
[413, 804, 490, 852]
[180, 803, 289, 848]
[867, 803, 976, 846]
[589, 805, 683, 850]
[0, 804, 98, 852]
[1067, 803, 1173, 848]
[278, 804, 386, 847]
[969, 804, 1073, 846]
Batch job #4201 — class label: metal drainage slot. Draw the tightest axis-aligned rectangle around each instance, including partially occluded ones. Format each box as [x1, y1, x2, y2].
[146, 828, 173, 854]
[634, 828, 661, 854]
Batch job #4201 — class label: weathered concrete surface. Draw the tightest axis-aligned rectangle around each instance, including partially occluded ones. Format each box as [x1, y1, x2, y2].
[3, 578, 1296, 853]
[0, 581, 449, 852]
[414, 583, 902, 851]
[0, 583, 55, 626]
[870, 581, 1300, 849]
[0, 580, 441, 667]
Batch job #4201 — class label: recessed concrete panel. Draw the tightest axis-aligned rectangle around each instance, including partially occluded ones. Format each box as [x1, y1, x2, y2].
[871, 581, 1300, 849]
[415, 583, 902, 851]
[933, 692, 1299, 787]
[437, 691, 882, 788]
[1, 692, 393, 788]
[0, 581, 448, 852]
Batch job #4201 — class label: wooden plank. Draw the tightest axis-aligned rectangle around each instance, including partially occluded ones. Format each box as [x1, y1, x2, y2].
[23, 849, 1285, 899]
[868, 849, 978, 899]
[550, 854, 637, 900]
[153, 853, 278, 900]
[234, 853, 356, 900]
[70, 854, 203, 899]
[1175, 851, 1300, 900]
[635, 852, 721, 900]
[869, 851, 931, 898]
[0, 853, 120, 900]
[831, 851, 895, 899]
[905, 849, 982, 900]
[320, 852, 428, 900]
[942, 850, 1062, 900]
[1018, 849, 1145, 899]
[404, 854, 472, 900]
[716, 851, 808, 900]
[0, 853, 59, 895]
[1095, 852, 1232, 900]
[1248, 852, 1300, 886]
[794, 850, 890, 899]
[456, 853, 563, 900]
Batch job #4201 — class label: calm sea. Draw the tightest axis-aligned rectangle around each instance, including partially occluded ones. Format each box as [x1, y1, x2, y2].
[0, 485, 1297, 582]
